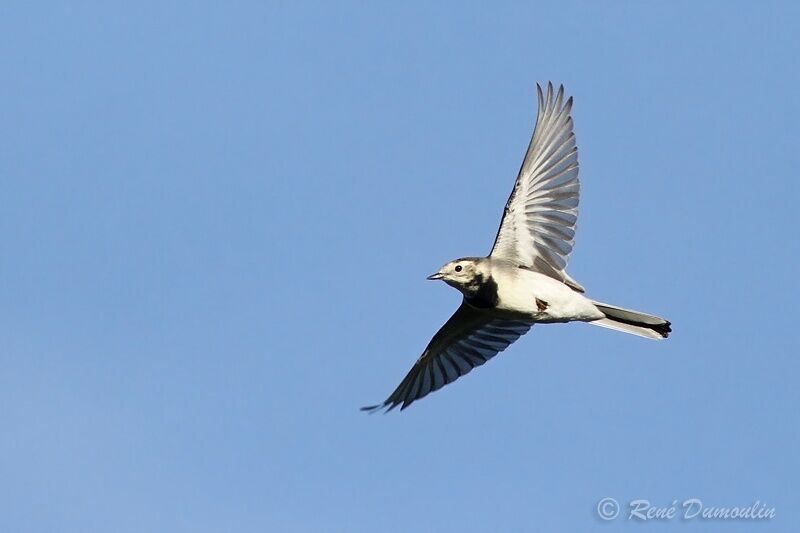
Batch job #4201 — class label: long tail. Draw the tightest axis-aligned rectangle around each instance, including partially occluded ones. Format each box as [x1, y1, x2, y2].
[590, 300, 671, 340]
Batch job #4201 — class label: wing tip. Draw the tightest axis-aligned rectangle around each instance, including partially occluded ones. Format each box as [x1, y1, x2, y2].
[536, 82, 572, 108]
[360, 401, 401, 414]
[360, 403, 381, 413]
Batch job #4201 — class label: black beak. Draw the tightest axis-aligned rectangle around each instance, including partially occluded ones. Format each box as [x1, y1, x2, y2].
[426, 272, 444, 280]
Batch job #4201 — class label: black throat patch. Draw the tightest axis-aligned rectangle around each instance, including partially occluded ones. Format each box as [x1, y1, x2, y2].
[466, 273, 499, 309]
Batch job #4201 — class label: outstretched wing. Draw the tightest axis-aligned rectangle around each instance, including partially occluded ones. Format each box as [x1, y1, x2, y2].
[362, 303, 532, 413]
[490, 83, 583, 291]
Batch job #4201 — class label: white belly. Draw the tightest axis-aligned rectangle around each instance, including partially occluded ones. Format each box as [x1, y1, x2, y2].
[495, 269, 603, 322]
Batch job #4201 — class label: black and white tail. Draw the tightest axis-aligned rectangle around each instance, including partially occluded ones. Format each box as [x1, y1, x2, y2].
[590, 301, 671, 340]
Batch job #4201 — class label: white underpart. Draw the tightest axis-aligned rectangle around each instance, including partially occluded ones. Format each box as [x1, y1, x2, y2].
[495, 267, 603, 322]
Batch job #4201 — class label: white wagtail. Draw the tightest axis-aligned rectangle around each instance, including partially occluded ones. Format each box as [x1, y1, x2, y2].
[363, 83, 670, 413]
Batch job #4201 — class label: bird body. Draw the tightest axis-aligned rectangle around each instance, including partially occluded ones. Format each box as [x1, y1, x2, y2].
[493, 259, 604, 322]
[446, 257, 603, 322]
[363, 83, 671, 413]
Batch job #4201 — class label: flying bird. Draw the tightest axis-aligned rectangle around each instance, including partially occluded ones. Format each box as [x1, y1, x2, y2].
[363, 83, 670, 413]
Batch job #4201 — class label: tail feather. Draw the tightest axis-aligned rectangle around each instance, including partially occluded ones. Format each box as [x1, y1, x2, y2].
[590, 301, 671, 340]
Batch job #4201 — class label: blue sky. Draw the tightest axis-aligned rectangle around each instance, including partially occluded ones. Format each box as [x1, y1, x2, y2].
[1, 2, 798, 532]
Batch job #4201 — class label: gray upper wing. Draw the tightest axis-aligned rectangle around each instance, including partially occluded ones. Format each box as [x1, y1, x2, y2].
[490, 83, 583, 291]
[362, 303, 532, 412]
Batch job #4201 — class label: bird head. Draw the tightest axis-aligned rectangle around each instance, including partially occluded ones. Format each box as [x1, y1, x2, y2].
[426, 258, 484, 290]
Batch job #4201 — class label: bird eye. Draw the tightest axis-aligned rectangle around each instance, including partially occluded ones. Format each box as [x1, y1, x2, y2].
[454, 265, 463, 273]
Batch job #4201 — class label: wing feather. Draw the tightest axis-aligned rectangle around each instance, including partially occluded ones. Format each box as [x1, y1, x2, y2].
[490, 82, 584, 291]
[362, 303, 532, 412]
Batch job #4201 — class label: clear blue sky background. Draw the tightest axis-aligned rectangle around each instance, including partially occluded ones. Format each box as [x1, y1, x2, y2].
[1, 2, 798, 532]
